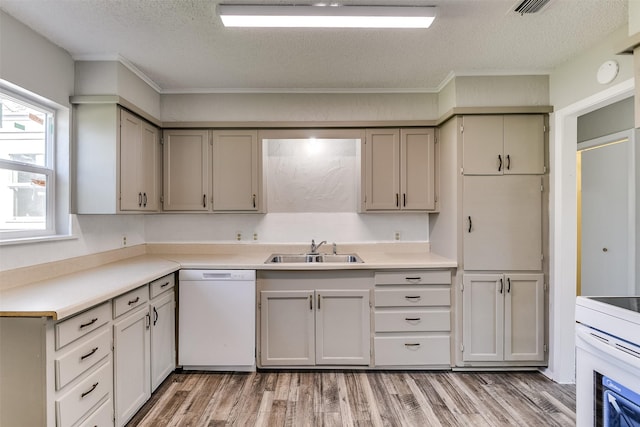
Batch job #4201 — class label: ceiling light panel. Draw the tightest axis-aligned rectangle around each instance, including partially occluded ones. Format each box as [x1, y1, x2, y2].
[218, 4, 436, 28]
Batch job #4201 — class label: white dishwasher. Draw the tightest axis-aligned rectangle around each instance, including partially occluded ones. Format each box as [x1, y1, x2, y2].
[178, 269, 256, 371]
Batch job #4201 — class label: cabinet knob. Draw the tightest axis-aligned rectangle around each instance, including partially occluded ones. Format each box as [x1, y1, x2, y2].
[602, 247, 608, 252]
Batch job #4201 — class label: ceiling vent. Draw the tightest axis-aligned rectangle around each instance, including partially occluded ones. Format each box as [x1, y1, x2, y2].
[513, 0, 551, 14]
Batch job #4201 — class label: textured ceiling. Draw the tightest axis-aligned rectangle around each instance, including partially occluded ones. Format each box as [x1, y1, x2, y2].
[0, 0, 629, 93]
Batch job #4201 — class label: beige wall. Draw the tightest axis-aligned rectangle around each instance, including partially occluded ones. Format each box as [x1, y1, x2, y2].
[454, 75, 549, 107]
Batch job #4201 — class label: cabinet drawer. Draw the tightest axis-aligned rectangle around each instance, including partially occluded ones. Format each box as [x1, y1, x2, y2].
[113, 285, 149, 318]
[374, 335, 450, 366]
[55, 328, 111, 390]
[375, 270, 451, 286]
[56, 360, 112, 427]
[56, 303, 111, 350]
[150, 274, 175, 299]
[78, 398, 113, 427]
[375, 310, 450, 332]
[375, 288, 450, 307]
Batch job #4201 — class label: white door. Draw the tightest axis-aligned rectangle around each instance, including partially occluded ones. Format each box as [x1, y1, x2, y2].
[504, 274, 545, 361]
[579, 131, 636, 296]
[462, 274, 504, 362]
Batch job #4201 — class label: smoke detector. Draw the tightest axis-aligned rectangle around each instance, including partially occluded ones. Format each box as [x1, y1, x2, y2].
[513, 0, 552, 15]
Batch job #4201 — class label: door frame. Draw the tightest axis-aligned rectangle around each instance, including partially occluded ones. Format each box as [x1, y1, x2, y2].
[548, 78, 634, 384]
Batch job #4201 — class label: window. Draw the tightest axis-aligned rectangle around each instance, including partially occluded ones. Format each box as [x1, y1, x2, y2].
[0, 91, 55, 239]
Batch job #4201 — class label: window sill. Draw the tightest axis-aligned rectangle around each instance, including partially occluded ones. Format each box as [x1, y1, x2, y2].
[0, 233, 78, 246]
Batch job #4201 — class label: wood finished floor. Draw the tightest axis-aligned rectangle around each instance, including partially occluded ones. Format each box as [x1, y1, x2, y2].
[127, 370, 576, 427]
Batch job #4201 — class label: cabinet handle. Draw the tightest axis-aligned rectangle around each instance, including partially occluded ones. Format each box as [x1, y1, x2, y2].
[143, 192, 147, 207]
[403, 193, 406, 207]
[405, 277, 422, 282]
[252, 194, 256, 209]
[309, 295, 313, 310]
[404, 343, 421, 348]
[79, 318, 98, 329]
[395, 193, 399, 207]
[161, 281, 170, 288]
[507, 277, 511, 293]
[405, 296, 421, 301]
[468, 216, 472, 233]
[146, 313, 151, 330]
[81, 382, 99, 398]
[405, 318, 421, 322]
[506, 154, 511, 171]
[128, 296, 140, 306]
[499, 278, 504, 294]
[498, 154, 502, 172]
[153, 307, 159, 326]
[138, 192, 143, 207]
[80, 347, 99, 361]
[317, 294, 321, 310]
[203, 194, 207, 208]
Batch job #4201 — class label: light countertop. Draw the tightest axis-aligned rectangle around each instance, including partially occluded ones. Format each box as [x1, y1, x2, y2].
[0, 243, 456, 320]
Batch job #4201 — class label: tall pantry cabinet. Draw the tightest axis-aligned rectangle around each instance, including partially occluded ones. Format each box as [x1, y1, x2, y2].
[434, 113, 549, 368]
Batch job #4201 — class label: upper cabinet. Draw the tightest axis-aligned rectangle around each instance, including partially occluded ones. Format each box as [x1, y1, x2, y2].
[363, 128, 436, 211]
[212, 130, 261, 212]
[162, 129, 262, 212]
[461, 115, 545, 175]
[76, 104, 160, 214]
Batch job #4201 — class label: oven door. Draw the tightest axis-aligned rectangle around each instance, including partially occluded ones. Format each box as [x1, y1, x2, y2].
[576, 324, 640, 427]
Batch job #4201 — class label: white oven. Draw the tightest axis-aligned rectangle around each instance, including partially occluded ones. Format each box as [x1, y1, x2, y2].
[576, 297, 640, 427]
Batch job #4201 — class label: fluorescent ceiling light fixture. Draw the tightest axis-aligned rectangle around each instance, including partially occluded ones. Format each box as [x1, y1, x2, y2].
[218, 4, 436, 28]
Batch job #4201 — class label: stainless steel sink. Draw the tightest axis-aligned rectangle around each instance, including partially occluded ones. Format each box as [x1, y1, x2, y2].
[265, 253, 363, 264]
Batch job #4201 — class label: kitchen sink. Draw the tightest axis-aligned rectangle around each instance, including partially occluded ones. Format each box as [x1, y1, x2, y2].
[265, 253, 363, 264]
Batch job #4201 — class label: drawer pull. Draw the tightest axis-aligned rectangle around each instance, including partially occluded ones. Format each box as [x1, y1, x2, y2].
[81, 382, 99, 398]
[404, 343, 421, 348]
[405, 296, 421, 301]
[405, 318, 421, 322]
[161, 281, 170, 288]
[128, 296, 140, 306]
[405, 277, 422, 282]
[80, 347, 99, 361]
[79, 318, 98, 329]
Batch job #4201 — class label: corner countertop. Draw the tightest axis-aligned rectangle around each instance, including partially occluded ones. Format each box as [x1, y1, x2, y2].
[0, 243, 456, 320]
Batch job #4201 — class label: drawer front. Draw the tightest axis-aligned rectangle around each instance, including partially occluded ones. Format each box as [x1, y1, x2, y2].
[150, 274, 175, 299]
[113, 285, 149, 318]
[78, 398, 113, 427]
[56, 360, 112, 427]
[374, 336, 450, 366]
[56, 302, 111, 350]
[375, 310, 450, 332]
[375, 288, 450, 307]
[375, 270, 451, 286]
[56, 329, 111, 390]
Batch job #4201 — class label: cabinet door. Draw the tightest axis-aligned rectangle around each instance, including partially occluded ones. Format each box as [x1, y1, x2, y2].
[504, 274, 545, 361]
[462, 115, 504, 175]
[163, 130, 210, 211]
[315, 290, 370, 365]
[113, 306, 150, 427]
[401, 128, 435, 210]
[150, 292, 175, 391]
[463, 175, 543, 271]
[140, 121, 159, 211]
[260, 291, 315, 366]
[119, 110, 144, 211]
[364, 129, 400, 210]
[212, 130, 259, 211]
[503, 115, 545, 175]
[462, 274, 504, 362]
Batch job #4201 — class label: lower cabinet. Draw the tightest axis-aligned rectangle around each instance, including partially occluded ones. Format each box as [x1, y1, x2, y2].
[461, 273, 545, 364]
[260, 289, 370, 366]
[258, 271, 372, 368]
[373, 270, 452, 368]
[150, 291, 176, 391]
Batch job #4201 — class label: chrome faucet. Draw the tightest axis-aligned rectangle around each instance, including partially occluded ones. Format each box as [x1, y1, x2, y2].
[310, 239, 327, 254]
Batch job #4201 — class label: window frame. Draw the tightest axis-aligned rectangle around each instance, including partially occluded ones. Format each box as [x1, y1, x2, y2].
[0, 89, 56, 241]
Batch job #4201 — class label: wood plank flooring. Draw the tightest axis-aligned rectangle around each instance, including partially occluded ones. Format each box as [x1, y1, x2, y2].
[127, 370, 576, 427]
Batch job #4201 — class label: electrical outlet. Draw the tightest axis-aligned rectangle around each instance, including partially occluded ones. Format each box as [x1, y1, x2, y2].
[394, 231, 401, 241]
[122, 236, 127, 246]
[236, 231, 242, 241]
[253, 232, 258, 241]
